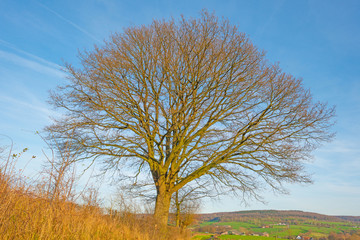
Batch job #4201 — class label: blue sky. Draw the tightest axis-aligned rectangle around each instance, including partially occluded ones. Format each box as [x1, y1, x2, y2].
[0, 0, 359, 215]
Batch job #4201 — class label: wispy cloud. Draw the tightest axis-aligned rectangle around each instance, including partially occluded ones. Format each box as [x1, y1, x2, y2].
[0, 39, 61, 70]
[303, 178, 360, 201]
[35, 2, 101, 43]
[318, 139, 360, 154]
[0, 49, 64, 78]
[0, 94, 61, 122]
[0, 39, 14, 49]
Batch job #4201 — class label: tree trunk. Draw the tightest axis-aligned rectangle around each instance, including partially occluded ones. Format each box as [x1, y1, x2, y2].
[153, 184, 172, 227]
[175, 190, 181, 227]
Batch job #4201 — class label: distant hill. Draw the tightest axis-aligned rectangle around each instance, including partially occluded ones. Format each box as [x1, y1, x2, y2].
[337, 216, 360, 222]
[198, 210, 360, 223]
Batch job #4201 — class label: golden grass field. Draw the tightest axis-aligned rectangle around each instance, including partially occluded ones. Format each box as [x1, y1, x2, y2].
[0, 147, 191, 240]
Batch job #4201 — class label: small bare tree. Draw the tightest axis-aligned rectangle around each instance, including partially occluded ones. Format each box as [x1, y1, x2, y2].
[172, 184, 202, 228]
[38, 133, 78, 202]
[47, 11, 335, 226]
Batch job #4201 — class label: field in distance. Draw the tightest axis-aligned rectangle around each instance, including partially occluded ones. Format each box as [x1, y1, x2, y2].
[192, 210, 360, 240]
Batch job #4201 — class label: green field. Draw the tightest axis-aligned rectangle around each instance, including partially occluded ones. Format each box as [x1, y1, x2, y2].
[192, 234, 213, 240]
[193, 214, 360, 240]
[216, 221, 259, 229]
[219, 235, 279, 240]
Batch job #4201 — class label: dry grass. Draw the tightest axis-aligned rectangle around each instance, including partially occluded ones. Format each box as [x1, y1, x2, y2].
[0, 146, 191, 240]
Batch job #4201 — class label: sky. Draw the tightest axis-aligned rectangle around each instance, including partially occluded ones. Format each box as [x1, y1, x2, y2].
[0, 0, 359, 216]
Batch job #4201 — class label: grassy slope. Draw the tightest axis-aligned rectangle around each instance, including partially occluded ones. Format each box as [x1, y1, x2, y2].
[193, 211, 360, 240]
[0, 150, 190, 240]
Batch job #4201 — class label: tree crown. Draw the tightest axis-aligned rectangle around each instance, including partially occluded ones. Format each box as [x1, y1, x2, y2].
[48, 11, 335, 200]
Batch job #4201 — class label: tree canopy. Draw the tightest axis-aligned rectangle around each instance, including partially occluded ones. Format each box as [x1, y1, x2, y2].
[47, 11, 335, 225]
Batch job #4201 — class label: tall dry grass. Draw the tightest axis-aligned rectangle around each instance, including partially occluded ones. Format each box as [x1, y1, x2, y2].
[0, 144, 191, 240]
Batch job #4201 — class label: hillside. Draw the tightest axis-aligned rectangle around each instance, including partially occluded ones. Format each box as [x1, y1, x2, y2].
[198, 210, 360, 223]
[193, 210, 360, 240]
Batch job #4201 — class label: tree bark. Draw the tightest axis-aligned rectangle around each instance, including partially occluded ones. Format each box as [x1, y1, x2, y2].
[175, 190, 181, 228]
[153, 183, 172, 227]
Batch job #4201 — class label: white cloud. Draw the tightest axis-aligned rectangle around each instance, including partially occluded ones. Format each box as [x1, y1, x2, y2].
[0, 94, 61, 122]
[0, 38, 61, 70]
[0, 49, 64, 78]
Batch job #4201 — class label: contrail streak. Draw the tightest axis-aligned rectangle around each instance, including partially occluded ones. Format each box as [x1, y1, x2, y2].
[36, 1, 101, 43]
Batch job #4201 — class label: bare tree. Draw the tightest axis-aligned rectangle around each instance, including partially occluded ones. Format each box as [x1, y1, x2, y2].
[171, 183, 202, 228]
[39, 133, 78, 202]
[47, 11, 335, 226]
